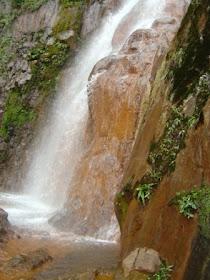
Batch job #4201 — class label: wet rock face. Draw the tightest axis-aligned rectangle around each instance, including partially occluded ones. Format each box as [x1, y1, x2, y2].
[12, 0, 59, 40]
[52, 0, 189, 239]
[81, 0, 120, 37]
[112, 0, 189, 50]
[117, 1, 209, 279]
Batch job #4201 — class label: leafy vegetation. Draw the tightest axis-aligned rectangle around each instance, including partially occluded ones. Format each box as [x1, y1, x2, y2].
[135, 183, 155, 205]
[0, 34, 15, 77]
[0, 12, 16, 29]
[148, 262, 173, 280]
[0, 0, 86, 164]
[11, 0, 48, 11]
[115, 72, 209, 227]
[169, 184, 210, 238]
[170, 188, 199, 219]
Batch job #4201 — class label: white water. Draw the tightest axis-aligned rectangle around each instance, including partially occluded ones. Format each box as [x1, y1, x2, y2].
[1, 0, 167, 239]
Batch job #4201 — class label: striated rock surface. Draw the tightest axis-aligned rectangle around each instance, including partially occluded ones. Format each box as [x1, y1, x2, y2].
[51, 0, 190, 239]
[12, 0, 59, 40]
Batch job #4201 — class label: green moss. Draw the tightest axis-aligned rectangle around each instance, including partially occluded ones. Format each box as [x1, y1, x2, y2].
[197, 184, 210, 239]
[115, 181, 133, 229]
[115, 193, 129, 229]
[165, 0, 209, 102]
[60, 0, 84, 9]
[26, 39, 71, 99]
[0, 88, 36, 140]
[52, 2, 83, 36]
[53, 10, 74, 34]
[0, 36, 71, 141]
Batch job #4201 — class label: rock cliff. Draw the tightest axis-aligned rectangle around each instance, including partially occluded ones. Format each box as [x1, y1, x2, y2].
[115, 1, 209, 279]
[51, 0, 191, 241]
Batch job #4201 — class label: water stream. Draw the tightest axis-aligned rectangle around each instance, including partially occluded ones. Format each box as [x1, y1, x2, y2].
[0, 5, 173, 276]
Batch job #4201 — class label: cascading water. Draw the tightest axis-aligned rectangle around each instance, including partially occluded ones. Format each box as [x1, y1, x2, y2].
[1, 0, 168, 238]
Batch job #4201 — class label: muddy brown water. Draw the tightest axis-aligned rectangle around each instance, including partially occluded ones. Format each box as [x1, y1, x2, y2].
[0, 234, 120, 280]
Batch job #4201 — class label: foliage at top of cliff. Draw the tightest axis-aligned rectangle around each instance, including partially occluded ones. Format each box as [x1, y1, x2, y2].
[10, 0, 48, 12]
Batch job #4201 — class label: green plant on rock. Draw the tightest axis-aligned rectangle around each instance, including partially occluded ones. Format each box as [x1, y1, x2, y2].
[149, 169, 162, 182]
[169, 184, 209, 218]
[172, 105, 183, 118]
[178, 193, 198, 218]
[187, 115, 196, 127]
[172, 48, 184, 68]
[169, 185, 210, 238]
[11, 0, 48, 11]
[135, 183, 155, 205]
[148, 262, 174, 280]
[169, 188, 200, 219]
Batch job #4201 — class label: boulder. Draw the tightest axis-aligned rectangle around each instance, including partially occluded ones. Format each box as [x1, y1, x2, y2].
[122, 247, 161, 277]
[0, 208, 18, 243]
[134, 248, 161, 274]
[57, 30, 77, 50]
[6, 248, 53, 271]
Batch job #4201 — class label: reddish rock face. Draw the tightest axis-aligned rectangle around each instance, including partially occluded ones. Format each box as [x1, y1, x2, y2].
[118, 1, 210, 279]
[120, 101, 210, 280]
[51, 1, 189, 239]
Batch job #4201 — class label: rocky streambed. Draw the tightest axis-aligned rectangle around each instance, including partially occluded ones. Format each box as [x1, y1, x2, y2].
[0, 207, 122, 280]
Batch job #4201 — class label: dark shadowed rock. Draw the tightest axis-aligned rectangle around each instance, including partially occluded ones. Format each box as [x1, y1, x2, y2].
[0, 208, 19, 243]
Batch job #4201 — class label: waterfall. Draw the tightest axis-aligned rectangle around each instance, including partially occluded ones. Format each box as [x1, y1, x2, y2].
[1, 0, 168, 237]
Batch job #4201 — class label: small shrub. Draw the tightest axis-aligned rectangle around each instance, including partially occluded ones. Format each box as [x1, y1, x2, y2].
[178, 194, 198, 218]
[136, 183, 155, 205]
[148, 262, 173, 280]
[187, 115, 196, 127]
[169, 186, 210, 226]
